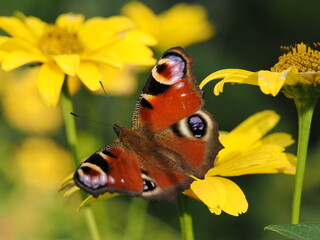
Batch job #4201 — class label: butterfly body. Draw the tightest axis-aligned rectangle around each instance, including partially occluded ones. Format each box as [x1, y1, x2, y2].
[74, 47, 223, 201]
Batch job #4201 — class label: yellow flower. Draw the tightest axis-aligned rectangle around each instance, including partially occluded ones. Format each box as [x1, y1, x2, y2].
[184, 110, 296, 216]
[1, 68, 62, 134]
[15, 137, 73, 191]
[121, 1, 214, 51]
[201, 42, 320, 98]
[0, 13, 156, 106]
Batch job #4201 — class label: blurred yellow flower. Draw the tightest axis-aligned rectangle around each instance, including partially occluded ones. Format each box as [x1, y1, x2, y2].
[16, 137, 73, 191]
[121, 1, 214, 51]
[0, 13, 156, 106]
[184, 110, 296, 216]
[1, 67, 62, 134]
[201, 42, 320, 98]
[94, 65, 138, 96]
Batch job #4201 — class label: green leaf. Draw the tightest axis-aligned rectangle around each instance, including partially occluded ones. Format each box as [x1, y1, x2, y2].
[265, 223, 320, 240]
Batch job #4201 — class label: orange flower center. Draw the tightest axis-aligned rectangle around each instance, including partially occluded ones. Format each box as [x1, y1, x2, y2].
[38, 26, 84, 55]
[271, 42, 320, 73]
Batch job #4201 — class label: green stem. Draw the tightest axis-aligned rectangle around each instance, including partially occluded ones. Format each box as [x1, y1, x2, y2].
[60, 84, 79, 166]
[177, 195, 194, 240]
[291, 97, 318, 224]
[123, 198, 148, 240]
[60, 83, 101, 240]
[83, 207, 102, 240]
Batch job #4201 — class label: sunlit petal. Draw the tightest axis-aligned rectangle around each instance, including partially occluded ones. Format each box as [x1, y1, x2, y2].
[81, 50, 122, 68]
[200, 69, 258, 95]
[76, 61, 102, 91]
[260, 132, 295, 148]
[79, 16, 135, 50]
[187, 176, 225, 214]
[124, 29, 157, 46]
[217, 110, 280, 161]
[78, 193, 119, 211]
[24, 16, 47, 38]
[107, 37, 156, 66]
[56, 13, 85, 32]
[0, 37, 38, 53]
[53, 54, 80, 76]
[0, 16, 37, 43]
[38, 63, 65, 107]
[212, 177, 248, 216]
[2, 51, 45, 71]
[66, 75, 81, 95]
[209, 144, 289, 176]
[187, 176, 248, 216]
[257, 68, 294, 96]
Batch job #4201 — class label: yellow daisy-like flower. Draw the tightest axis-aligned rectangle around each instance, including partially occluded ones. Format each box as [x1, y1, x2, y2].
[184, 110, 296, 216]
[0, 13, 156, 106]
[201, 42, 320, 98]
[121, 1, 214, 51]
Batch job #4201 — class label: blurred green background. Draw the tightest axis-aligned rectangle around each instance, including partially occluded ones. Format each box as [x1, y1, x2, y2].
[0, 0, 320, 239]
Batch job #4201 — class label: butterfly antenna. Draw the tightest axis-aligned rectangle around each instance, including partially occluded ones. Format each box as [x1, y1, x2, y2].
[70, 112, 112, 127]
[99, 81, 121, 124]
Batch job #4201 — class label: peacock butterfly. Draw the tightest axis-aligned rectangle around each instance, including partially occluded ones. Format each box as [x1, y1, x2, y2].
[74, 47, 223, 201]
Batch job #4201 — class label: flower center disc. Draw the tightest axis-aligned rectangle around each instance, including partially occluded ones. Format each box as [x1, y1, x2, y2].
[39, 26, 84, 55]
[272, 43, 320, 73]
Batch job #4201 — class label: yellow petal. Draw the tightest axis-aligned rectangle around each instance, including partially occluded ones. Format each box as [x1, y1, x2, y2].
[211, 177, 248, 216]
[200, 69, 258, 95]
[56, 13, 85, 32]
[107, 37, 156, 66]
[187, 176, 248, 216]
[76, 61, 102, 91]
[260, 132, 295, 148]
[121, 1, 159, 38]
[2, 51, 44, 71]
[0, 38, 45, 60]
[24, 16, 47, 38]
[79, 16, 135, 50]
[53, 54, 80, 76]
[217, 110, 280, 160]
[209, 144, 291, 176]
[0, 36, 9, 45]
[38, 63, 65, 107]
[77, 193, 119, 211]
[187, 176, 225, 214]
[60, 172, 74, 189]
[81, 50, 122, 68]
[67, 75, 81, 95]
[283, 66, 300, 85]
[0, 16, 37, 44]
[257, 70, 285, 96]
[64, 185, 80, 197]
[124, 29, 158, 46]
